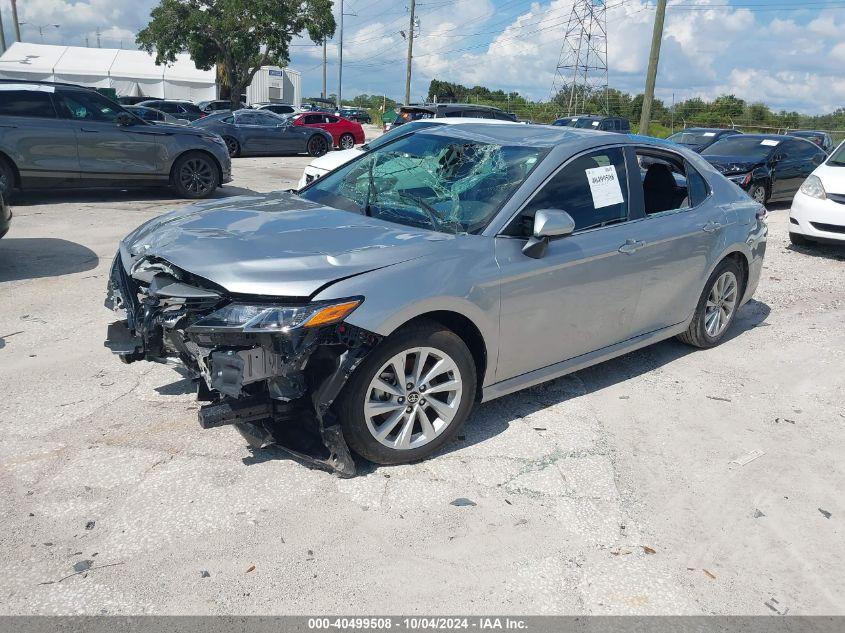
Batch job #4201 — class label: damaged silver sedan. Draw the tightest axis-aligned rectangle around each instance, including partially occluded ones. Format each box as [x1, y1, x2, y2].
[105, 124, 767, 476]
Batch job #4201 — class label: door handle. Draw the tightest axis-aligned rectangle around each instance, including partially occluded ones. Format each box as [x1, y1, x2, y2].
[0, 124, 18, 129]
[701, 220, 722, 233]
[618, 239, 645, 254]
[80, 128, 100, 133]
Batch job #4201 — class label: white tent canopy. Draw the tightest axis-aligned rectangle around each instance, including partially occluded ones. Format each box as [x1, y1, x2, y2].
[0, 42, 216, 101]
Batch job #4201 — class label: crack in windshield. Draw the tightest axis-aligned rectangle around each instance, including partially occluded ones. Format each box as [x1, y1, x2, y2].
[299, 133, 545, 234]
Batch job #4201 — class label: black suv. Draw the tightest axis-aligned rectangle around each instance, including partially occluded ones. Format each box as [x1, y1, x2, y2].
[552, 115, 631, 133]
[0, 80, 232, 199]
[391, 103, 517, 128]
[137, 99, 206, 121]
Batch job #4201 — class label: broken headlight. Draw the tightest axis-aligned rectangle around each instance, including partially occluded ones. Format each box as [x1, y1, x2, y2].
[188, 299, 361, 333]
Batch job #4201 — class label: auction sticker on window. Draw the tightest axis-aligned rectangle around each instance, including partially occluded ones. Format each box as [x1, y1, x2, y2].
[585, 165, 624, 209]
[760, 140, 780, 146]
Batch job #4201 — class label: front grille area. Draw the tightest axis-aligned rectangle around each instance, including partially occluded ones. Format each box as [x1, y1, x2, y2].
[826, 193, 845, 205]
[811, 222, 845, 234]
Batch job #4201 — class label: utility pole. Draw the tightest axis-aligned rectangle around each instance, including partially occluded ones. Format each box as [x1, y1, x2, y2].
[11, 0, 21, 41]
[336, 0, 343, 110]
[96, 27, 101, 48]
[404, 0, 417, 106]
[321, 38, 327, 99]
[639, 0, 667, 136]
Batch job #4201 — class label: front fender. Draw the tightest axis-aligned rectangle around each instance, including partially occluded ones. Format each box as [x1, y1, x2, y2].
[311, 235, 501, 387]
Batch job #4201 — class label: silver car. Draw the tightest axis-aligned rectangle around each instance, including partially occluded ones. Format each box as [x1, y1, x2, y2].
[104, 124, 767, 476]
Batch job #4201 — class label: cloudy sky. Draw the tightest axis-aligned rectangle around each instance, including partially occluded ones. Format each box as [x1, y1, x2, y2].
[2, 0, 844, 113]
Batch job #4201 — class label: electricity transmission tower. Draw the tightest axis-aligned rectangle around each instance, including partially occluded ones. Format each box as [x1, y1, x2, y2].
[549, 0, 609, 116]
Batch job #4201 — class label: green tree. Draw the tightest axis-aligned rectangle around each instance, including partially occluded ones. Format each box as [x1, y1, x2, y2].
[137, 0, 336, 110]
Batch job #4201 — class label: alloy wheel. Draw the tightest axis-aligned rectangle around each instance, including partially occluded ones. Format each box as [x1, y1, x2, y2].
[179, 158, 214, 196]
[309, 136, 328, 157]
[363, 346, 463, 451]
[340, 134, 355, 150]
[705, 271, 738, 338]
[751, 185, 766, 203]
[223, 137, 239, 157]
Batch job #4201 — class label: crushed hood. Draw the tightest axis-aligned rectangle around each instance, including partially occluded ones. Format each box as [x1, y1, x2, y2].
[120, 191, 451, 297]
[703, 155, 764, 174]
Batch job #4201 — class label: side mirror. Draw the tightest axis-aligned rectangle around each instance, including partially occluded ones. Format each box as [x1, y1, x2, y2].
[116, 112, 136, 127]
[522, 209, 575, 259]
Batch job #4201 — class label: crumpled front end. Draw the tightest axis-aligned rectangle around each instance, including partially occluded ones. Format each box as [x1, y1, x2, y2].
[104, 253, 381, 477]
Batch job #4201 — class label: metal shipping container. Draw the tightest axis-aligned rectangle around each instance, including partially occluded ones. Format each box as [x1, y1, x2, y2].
[246, 66, 302, 107]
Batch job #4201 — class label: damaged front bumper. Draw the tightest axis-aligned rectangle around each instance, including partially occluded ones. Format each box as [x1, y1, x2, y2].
[104, 254, 380, 477]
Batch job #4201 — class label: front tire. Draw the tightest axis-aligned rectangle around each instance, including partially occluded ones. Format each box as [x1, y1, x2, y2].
[339, 133, 355, 150]
[307, 135, 329, 157]
[677, 258, 744, 349]
[749, 182, 767, 204]
[222, 136, 240, 158]
[172, 152, 219, 199]
[336, 321, 477, 465]
[0, 157, 14, 199]
[789, 232, 810, 246]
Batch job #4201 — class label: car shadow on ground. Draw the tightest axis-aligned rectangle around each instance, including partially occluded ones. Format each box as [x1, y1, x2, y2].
[429, 298, 773, 462]
[161, 299, 771, 477]
[7, 185, 259, 207]
[787, 240, 845, 262]
[0, 237, 99, 282]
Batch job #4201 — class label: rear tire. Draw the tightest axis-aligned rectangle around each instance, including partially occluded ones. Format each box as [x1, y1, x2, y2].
[789, 232, 810, 246]
[336, 320, 477, 465]
[0, 157, 14, 199]
[172, 152, 219, 199]
[307, 135, 329, 157]
[677, 258, 745, 349]
[339, 133, 355, 150]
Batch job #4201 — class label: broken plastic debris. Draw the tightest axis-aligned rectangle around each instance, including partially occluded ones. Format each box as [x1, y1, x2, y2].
[642, 546, 656, 555]
[245, 565, 255, 573]
[730, 449, 765, 467]
[200, 570, 210, 578]
[85, 521, 95, 530]
[753, 509, 765, 518]
[819, 508, 832, 519]
[703, 569, 716, 580]
[450, 498, 477, 507]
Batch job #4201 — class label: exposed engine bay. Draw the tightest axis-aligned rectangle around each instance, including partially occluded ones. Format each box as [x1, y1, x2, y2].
[104, 254, 381, 477]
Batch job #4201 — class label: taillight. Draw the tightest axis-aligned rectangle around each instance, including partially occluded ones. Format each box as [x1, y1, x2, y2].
[756, 206, 767, 221]
[742, 173, 752, 186]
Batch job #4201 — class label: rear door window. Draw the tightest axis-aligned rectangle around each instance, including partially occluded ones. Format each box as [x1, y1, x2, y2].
[0, 90, 57, 118]
[634, 149, 711, 215]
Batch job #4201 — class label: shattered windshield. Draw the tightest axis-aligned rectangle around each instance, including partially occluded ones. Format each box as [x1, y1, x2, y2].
[299, 132, 545, 234]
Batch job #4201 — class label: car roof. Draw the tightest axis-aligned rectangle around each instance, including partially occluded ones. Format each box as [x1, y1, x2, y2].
[0, 79, 96, 91]
[417, 122, 664, 148]
[725, 133, 793, 141]
[680, 127, 735, 133]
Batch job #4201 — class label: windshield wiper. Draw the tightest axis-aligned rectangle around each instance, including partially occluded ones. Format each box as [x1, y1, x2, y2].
[394, 191, 460, 234]
[362, 158, 376, 217]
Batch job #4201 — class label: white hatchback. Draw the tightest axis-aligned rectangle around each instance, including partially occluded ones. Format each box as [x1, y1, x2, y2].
[296, 117, 521, 190]
[790, 141, 845, 245]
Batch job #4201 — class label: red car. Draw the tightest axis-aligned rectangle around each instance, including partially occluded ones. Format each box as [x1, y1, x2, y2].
[293, 113, 365, 150]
